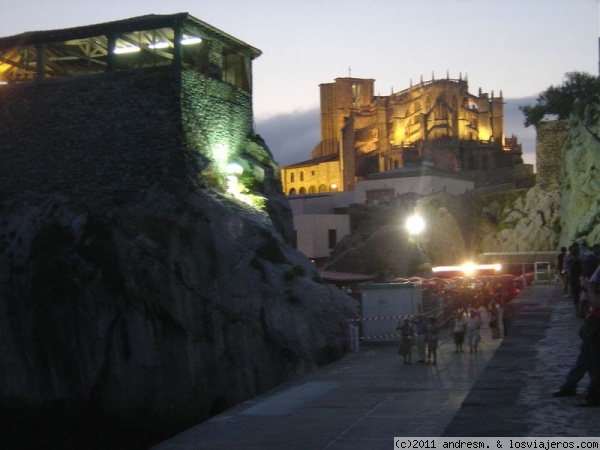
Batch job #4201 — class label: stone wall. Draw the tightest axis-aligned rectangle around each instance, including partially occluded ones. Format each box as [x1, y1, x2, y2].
[0, 67, 254, 205]
[536, 119, 569, 190]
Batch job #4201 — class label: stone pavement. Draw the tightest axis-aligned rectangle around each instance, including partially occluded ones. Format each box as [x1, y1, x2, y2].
[153, 284, 595, 449]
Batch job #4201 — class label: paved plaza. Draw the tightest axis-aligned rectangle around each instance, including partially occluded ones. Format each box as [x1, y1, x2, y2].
[154, 284, 596, 449]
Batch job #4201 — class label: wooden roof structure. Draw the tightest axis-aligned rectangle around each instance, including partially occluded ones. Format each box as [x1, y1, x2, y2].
[0, 12, 261, 84]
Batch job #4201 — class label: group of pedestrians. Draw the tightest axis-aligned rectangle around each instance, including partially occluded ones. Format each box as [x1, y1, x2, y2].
[554, 241, 600, 407]
[397, 315, 439, 365]
[452, 309, 483, 353]
[398, 300, 515, 365]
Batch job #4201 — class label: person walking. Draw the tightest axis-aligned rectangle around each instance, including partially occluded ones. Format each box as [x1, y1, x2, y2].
[426, 316, 439, 365]
[465, 309, 482, 354]
[397, 318, 414, 364]
[453, 311, 466, 353]
[552, 339, 591, 398]
[576, 270, 600, 406]
[502, 299, 514, 337]
[489, 303, 501, 339]
[579, 244, 600, 317]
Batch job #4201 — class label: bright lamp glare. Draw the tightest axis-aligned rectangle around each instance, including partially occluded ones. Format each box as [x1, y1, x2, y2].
[226, 175, 242, 196]
[432, 263, 502, 275]
[462, 262, 477, 276]
[406, 215, 425, 235]
[226, 163, 244, 175]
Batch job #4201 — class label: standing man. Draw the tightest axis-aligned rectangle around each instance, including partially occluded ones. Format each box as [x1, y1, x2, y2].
[577, 267, 600, 406]
[580, 244, 600, 317]
[465, 309, 482, 354]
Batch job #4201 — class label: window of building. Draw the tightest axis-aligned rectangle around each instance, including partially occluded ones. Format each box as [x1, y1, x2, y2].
[300, 171, 304, 182]
[311, 171, 315, 176]
[352, 84, 361, 107]
[328, 229, 337, 249]
[290, 173, 295, 183]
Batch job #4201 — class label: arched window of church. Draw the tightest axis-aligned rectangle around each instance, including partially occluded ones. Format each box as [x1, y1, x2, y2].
[437, 100, 448, 119]
[290, 172, 295, 183]
[299, 187, 307, 195]
[309, 186, 316, 194]
[318, 184, 328, 193]
[289, 188, 297, 195]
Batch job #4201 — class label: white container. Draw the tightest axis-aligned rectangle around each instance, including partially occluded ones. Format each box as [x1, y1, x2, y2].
[359, 282, 423, 342]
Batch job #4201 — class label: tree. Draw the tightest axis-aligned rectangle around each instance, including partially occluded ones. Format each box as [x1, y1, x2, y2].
[519, 72, 600, 128]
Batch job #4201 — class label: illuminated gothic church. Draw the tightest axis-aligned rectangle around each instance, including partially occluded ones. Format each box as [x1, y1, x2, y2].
[281, 74, 526, 195]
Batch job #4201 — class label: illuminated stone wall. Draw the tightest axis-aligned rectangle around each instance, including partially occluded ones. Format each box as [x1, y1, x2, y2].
[283, 159, 341, 195]
[180, 71, 253, 174]
[0, 67, 253, 204]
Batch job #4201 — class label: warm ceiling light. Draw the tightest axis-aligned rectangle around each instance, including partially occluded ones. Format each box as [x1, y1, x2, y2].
[114, 45, 140, 54]
[181, 36, 202, 45]
[148, 41, 169, 49]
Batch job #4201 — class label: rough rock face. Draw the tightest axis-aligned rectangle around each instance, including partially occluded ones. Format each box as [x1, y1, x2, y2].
[0, 187, 357, 438]
[479, 107, 600, 252]
[558, 111, 600, 245]
[477, 186, 561, 252]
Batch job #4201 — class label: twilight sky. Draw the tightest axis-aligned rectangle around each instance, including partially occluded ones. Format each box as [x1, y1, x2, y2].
[1, 0, 598, 169]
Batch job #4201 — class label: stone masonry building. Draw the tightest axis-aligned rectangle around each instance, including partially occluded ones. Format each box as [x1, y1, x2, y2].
[281, 75, 529, 195]
[0, 13, 268, 206]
